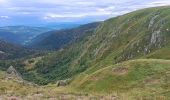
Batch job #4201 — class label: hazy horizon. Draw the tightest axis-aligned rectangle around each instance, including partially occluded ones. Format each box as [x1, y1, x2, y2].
[0, 0, 170, 26]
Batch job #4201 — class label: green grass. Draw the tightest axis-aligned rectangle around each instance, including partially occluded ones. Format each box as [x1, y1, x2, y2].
[145, 47, 170, 59]
[0, 59, 170, 99]
[1, 6, 169, 85]
[70, 59, 170, 99]
[1, 6, 170, 99]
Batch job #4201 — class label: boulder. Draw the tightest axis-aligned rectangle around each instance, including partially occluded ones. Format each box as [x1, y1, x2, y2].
[6, 66, 23, 81]
[56, 79, 71, 87]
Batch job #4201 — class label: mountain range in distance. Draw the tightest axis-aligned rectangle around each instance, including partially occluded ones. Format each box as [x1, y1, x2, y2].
[0, 22, 81, 45]
[28, 22, 100, 50]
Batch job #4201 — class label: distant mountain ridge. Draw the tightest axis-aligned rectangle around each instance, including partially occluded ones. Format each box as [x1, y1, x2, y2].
[0, 23, 83, 46]
[0, 26, 51, 45]
[43, 23, 81, 30]
[28, 22, 100, 50]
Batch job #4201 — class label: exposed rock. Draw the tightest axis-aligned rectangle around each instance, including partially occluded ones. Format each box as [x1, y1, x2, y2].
[150, 30, 161, 45]
[7, 66, 17, 74]
[6, 66, 39, 87]
[56, 79, 71, 87]
[148, 14, 159, 29]
[57, 81, 67, 87]
[6, 66, 23, 82]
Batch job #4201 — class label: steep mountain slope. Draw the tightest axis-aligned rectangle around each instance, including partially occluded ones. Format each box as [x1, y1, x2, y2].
[1, 6, 170, 86]
[29, 22, 100, 50]
[24, 6, 170, 85]
[0, 26, 50, 45]
[0, 6, 170, 99]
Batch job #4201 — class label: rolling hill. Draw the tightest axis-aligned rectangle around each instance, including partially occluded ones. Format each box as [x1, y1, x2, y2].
[70, 59, 170, 99]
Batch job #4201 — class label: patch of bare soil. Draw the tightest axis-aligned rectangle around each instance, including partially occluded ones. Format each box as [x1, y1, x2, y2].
[90, 75, 101, 81]
[144, 78, 160, 85]
[112, 67, 128, 75]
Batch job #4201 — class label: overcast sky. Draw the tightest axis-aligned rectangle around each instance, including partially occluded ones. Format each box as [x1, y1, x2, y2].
[0, 0, 170, 26]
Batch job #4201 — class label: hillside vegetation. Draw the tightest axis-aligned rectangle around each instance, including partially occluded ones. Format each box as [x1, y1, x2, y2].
[18, 6, 170, 85]
[0, 40, 40, 60]
[0, 6, 170, 99]
[70, 59, 170, 99]
[0, 59, 170, 99]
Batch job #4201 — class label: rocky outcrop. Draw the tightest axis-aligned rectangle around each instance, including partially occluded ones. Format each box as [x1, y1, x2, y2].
[148, 14, 159, 29]
[5, 66, 38, 86]
[6, 66, 23, 82]
[56, 79, 71, 87]
[150, 30, 161, 45]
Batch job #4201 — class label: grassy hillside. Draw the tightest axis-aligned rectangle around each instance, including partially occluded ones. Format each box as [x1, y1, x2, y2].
[0, 22, 100, 84]
[0, 59, 169, 99]
[1, 6, 170, 86]
[70, 59, 170, 99]
[21, 6, 170, 85]
[0, 6, 170, 99]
